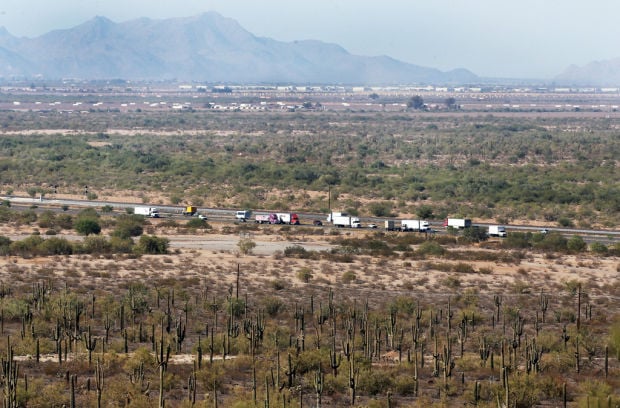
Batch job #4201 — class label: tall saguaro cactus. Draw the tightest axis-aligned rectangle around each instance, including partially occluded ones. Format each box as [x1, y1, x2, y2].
[2, 337, 18, 408]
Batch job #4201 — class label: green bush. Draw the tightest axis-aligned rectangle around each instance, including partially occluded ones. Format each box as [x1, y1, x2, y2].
[112, 214, 145, 238]
[417, 241, 445, 257]
[567, 235, 587, 252]
[589, 242, 608, 254]
[83, 236, 113, 254]
[0, 236, 11, 256]
[237, 238, 256, 255]
[341, 270, 356, 284]
[9, 235, 44, 257]
[37, 237, 73, 255]
[74, 218, 101, 235]
[134, 235, 169, 254]
[296, 267, 313, 283]
[185, 218, 208, 229]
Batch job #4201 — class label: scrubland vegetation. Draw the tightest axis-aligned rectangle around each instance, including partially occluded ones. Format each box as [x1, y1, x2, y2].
[0, 110, 618, 228]
[0, 106, 618, 406]
[0, 205, 618, 406]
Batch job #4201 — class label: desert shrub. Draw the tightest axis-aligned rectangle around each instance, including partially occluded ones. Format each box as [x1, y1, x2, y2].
[270, 279, 286, 291]
[503, 232, 532, 249]
[74, 218, 101, 235]
[237, 238, 256, 255]
[589, 242, 608, 254]
[37, 237, 73, 255]
[134, 235, 169, 254]
[112, 214, 145, 238]
[609, 319, 620, 360]
[443, 275, 461, 288]
[17, 209, 37, 225]
[55, 214, 73, 230]
[508, 372, 543, 408]
[262, 296, 284, 316]
[83, 236, 113, 254]
[453, 262, 476, 273]
[0, 207, 11, 223]
[567, 235, 587, 253]
[389, 296, 417, 316]
[185, 217, 208, 229]
[358, 369, 394, 395]
[393, 374, 418, 395]
[368, 201, 394, 217]
[227, 297, 245, 318]
[341, 270, 356, 284]
[534, 232, 567, 252]
[417, 241, 445, 257]
[0, 236, 10, 256]
[37, 210, 56, 229]
[9, 235, 44, 257]
[285, 245, 309, 258]
[109, 236, 134, 253]
[296, 267, 313, 283]
[294, 348, 328, 375]
[461, 226, 489, 243]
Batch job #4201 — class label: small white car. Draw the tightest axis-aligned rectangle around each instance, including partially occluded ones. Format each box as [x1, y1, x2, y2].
[367, 223, 378, 229]
[198, 214, 208, 220]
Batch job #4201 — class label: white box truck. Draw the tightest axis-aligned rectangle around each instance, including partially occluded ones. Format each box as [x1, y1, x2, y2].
[401, 220, 430, 232]
[331, 215, 361, 228]
[443, 218, 472, 229]
[135, 206, 160, 218]
[488, 225, 507, 237]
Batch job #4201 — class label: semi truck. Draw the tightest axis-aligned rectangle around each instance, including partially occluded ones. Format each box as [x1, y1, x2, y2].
[443, 218, 472, 229]
[384, 220, 397, 231]
[488, 225, 507, 237]
[331, 215, 361, 228]
[401, 220, 430, 232]
[276, 213, 300, 225]
[134, 206, 160, 218]
[255, 213, 280, 224]
[326, 212, 347, 223]
[236, 210, 252, 222]
[182, 206, 197, 216]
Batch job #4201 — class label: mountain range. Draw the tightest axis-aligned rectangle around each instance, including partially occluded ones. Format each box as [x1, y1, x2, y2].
[0, 12, 478, 85]
[0, 12, 618, 86]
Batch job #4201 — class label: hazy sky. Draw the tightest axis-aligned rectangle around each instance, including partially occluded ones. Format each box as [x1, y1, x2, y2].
[1, 0, 618, 79]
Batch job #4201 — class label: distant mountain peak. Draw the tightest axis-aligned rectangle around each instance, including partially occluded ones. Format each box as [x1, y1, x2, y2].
[0, 13, 478, 84]
[556, 57, 620, 86]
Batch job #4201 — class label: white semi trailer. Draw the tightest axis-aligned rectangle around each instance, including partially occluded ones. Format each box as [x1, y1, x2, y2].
[134, 206, 160, 218]
[401, 220, 430, 232]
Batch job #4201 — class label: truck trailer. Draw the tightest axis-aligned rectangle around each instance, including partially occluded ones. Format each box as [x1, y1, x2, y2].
[134, 206, 160, 218]
[488, 225, 507, 237]
[276, 213, 300, 225]
[401, 220, 430, 232]
[332, 215, 361, 228]
[443, 218, 472, 229]
[384, 220, 397, 231]
[182, 206, 197, 216]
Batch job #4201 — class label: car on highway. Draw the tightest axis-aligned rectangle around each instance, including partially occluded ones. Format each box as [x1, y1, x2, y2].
[539, 228, 549, 234]
[367, 223, 377, 229]
[198, 214, 208, 220]
[313, 219, 323, 226]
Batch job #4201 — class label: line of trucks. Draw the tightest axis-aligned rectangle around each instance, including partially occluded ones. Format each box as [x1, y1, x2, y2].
[443, 218, 506, 237]
[235, 210, 300, 225]
[136, 206, 506, 237]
